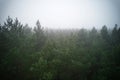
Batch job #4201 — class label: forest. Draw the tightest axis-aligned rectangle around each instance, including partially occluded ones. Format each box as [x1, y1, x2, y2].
[0, 17, 120, 80]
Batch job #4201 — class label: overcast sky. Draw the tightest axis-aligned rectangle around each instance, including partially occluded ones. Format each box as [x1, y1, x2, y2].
[0, 0, 120, 29]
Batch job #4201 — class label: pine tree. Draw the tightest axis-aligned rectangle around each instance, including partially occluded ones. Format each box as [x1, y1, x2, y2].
[111, 24, 119, 45]
[34, 20, 46, 51]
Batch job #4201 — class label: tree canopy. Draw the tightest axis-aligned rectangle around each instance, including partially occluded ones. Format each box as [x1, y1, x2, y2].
[0, 17, 120, 80]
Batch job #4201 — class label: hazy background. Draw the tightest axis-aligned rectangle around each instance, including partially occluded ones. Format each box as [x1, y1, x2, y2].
[0, 0, 120, 29]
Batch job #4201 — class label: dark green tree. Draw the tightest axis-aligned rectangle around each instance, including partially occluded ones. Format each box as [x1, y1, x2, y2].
[34, 20, 46, 51]
[111, 24, 119, 46]
[101, 25, 109, 41]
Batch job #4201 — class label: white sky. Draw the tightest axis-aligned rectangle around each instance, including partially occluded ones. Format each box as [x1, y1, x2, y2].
[0, 0, 120, 29]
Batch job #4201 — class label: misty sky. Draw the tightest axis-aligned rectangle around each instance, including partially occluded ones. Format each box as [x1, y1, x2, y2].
[0, 0, 120, 29]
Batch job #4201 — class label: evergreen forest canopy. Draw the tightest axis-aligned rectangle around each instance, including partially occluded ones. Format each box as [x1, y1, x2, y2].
[0, 17, 120, 80]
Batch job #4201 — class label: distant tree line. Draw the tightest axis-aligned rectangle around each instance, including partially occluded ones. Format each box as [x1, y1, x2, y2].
[0, 17, 120, 80]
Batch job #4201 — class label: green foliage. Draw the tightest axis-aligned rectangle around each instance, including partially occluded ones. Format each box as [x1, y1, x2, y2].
[0, 17, 120, 80]
[34, 20, 46, 52]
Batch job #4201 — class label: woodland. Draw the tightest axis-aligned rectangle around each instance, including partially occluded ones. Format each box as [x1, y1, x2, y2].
[0, 17, 120, 80]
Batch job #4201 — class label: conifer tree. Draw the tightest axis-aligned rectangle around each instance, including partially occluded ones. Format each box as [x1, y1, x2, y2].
[34, 20, 46, 51]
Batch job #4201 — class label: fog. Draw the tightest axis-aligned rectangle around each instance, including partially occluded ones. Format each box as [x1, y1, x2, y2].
[0, 0, 120, 29]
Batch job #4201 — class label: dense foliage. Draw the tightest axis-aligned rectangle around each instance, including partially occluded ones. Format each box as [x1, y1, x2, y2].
[0, 17, 120, 80]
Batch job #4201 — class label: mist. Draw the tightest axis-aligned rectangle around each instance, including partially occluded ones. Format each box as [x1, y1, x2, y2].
[0, 0, 120, 29]
[1, 0, 120, 80]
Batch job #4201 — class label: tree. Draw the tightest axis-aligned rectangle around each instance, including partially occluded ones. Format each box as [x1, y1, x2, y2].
[101, 25, 109, 40]
[1, 17, 120, 80]
[111, 24, 119, 46]
[90, 27, 97, 37]
[100, 25, 112, 48]
[77, 28, 89, 47]
[0, 17, 35, 80]
[34, 20, 46, 51]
